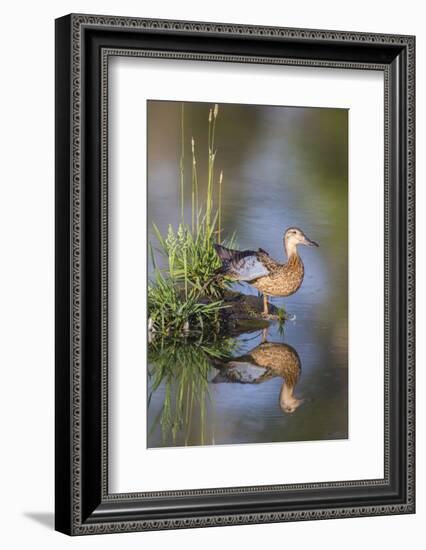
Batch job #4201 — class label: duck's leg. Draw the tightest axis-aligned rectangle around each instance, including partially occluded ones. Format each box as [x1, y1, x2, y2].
[263, 294, 269, 316]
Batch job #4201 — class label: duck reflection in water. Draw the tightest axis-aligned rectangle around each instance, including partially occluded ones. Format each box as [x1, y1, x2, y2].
[211, 329, 304, 414]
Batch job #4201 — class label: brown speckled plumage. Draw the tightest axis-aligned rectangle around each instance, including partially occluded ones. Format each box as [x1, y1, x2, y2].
[252, 253, 304, 297]
[248, 342, 301, 387]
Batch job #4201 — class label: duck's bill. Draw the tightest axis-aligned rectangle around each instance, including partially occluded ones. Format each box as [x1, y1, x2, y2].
[304, 237, 319, 247]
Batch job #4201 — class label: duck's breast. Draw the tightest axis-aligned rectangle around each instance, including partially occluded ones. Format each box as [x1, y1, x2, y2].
[252, 256, 304, 296]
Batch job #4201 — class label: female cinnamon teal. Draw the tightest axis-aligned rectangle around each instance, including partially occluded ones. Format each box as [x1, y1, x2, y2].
[214, 227, 318, 316]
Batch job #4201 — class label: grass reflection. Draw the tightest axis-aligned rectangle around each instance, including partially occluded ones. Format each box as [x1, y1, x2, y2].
[148, 336, 238, 446]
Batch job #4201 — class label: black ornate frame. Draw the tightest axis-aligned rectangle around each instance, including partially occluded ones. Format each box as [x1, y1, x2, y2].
[55, 13, 415, 535]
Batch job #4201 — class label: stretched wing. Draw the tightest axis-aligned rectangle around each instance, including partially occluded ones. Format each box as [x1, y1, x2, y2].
[232, 254, 270, 281]
[214, 244, 271, 281]
[211, 362, 268, 384]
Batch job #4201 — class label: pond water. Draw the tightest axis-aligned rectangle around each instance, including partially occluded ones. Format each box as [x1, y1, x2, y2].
[147, 100, 348, 448]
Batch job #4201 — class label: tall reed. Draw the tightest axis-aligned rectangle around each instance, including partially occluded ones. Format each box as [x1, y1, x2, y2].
[179, 103, 185, 224]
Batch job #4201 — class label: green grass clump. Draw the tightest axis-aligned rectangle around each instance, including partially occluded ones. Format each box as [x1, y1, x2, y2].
[148, 103, 235, 335]
[148, 271, 224, 336]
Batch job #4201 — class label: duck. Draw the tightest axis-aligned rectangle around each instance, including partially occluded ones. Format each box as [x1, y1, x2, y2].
[214, 227, 318, 316]
[211, 332, 303, 413]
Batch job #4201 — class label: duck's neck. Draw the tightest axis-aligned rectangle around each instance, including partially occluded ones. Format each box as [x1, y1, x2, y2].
[280, 383, 294, 403]
[284, 241, 299, 262]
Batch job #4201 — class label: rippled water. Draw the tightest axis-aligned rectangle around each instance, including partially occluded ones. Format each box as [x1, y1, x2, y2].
[147, 100, 348, 447]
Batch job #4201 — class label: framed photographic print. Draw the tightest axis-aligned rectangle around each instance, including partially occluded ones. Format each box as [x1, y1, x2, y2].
[55, 14, 415, 535]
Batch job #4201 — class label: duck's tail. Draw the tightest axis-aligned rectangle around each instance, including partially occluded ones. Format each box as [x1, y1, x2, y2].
[214, 244, 248, 278]
[213, 244, 236, 262]
[213, 244, 234, 276]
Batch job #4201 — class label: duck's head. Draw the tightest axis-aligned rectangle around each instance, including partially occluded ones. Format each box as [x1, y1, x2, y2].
[280, 396, 303, 414]
[284, 227, 319, 257]
[279, 389, 304, 414]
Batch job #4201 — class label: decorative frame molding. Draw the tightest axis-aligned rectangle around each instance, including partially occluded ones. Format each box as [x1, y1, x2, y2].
[55, 14, 415, 535]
